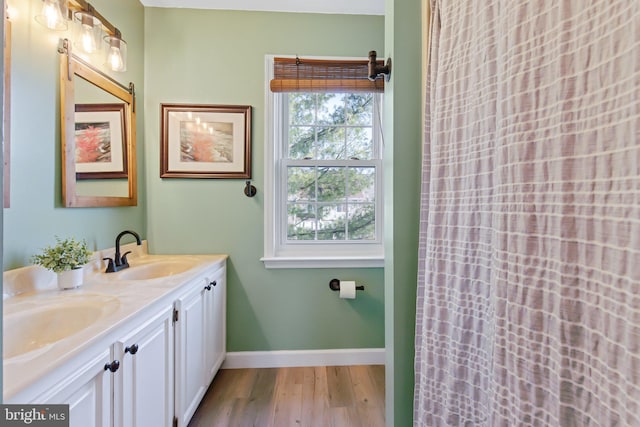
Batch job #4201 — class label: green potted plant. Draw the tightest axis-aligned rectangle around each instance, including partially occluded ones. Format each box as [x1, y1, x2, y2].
[31, 236, 93, 289]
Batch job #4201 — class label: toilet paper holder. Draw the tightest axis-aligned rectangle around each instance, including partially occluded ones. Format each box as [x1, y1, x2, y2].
[329, 278, 364, 292]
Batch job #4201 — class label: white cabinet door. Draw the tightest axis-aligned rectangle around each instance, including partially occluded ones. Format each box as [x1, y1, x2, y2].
[39, 349, 113, 427]
[174, 279, 207, 427]
[204, 266, 226, 384]
[113, 305, 174, 427]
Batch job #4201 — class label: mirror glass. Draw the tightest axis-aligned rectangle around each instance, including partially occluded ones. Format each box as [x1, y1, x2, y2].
[4, 15, 11, 208]
[59, 41, 137, 207]
[73, 75, 128, 197]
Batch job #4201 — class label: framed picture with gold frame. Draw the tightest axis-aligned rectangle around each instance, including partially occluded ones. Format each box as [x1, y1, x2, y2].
[160, 103, 252, 179]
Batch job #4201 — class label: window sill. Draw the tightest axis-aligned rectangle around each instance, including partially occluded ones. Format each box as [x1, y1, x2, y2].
[261, 256, 384, 269]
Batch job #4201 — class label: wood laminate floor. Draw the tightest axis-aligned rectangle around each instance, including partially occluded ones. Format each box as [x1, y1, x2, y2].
[188, 365, 385, 427]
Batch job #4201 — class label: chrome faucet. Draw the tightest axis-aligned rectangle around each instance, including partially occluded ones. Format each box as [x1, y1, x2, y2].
[104, 230, 142, 273]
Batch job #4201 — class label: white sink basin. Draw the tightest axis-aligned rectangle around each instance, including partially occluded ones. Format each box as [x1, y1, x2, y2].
[116, 260, 199, 280]
[3, 294, 120, 359]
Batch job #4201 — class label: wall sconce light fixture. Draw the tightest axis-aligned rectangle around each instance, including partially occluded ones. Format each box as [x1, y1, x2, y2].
[104, 30, 127, 72]
[35, 0, 68, 31]
[35, 0, 127, 72]
[73, 8, 102, 54]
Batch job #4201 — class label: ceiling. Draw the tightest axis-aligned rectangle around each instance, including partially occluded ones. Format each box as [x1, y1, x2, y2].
[138, 0, 384, 15]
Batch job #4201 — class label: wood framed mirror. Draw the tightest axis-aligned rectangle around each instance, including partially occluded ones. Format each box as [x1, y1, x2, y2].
[59, 39, 137, 207]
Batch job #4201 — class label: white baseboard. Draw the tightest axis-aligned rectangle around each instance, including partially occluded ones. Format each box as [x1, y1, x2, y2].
[221, 348, 385, 369]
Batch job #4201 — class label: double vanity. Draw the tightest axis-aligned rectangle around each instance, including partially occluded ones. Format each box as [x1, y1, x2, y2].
[3, 241, 227, 427]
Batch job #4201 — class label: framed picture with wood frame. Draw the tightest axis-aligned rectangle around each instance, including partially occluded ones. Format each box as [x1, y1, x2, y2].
[160, 103, 252, 179]
[74, 103, 128, 179]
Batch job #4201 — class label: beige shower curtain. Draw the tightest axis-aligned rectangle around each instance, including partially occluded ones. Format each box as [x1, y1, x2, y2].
[415, 1, 639, 425]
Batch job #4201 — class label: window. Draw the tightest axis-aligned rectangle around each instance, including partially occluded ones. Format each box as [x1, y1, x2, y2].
[263, 56, 384, 268]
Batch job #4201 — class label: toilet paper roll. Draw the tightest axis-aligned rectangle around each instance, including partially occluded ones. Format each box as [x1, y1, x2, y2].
[339, 281, 357, 299]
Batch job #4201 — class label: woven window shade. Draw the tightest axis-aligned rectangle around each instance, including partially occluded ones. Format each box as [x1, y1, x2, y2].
[270, 57, 384, 93]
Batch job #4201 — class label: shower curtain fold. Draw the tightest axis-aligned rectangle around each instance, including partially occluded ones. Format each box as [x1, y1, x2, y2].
[414, 1, 640, 426]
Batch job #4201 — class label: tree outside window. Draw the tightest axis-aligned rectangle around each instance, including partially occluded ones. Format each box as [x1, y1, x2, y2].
[285, 93, 379, 242]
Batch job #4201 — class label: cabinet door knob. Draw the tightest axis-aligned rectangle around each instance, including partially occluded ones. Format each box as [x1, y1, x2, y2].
[104, 360, 120, 373]
[204, 284, 212, 291]
[211, 280, 217, 287]
[125, 344, 139, 355]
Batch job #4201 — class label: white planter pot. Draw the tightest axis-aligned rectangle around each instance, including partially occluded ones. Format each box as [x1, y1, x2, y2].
[57, 267, 84, 290]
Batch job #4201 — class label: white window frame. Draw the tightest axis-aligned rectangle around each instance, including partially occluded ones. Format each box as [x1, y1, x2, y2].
[262, 55, 385, 269]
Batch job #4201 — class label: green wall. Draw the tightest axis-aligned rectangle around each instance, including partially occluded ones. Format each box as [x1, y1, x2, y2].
[144, 9, 386, 352]
[384, 0, 422, 425]
[3, 0, 145, 269]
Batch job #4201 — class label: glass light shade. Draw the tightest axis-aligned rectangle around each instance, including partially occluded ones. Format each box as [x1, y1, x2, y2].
[104, 34, 127, 72]
[34, 0, 68, 31]
[73, 11, 103, 55]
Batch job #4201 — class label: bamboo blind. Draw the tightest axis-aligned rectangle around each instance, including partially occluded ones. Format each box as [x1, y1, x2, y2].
[270, 57, 384, 93]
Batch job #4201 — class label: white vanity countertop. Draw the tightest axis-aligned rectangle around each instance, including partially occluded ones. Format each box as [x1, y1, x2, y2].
[3, 250, 228, 402]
